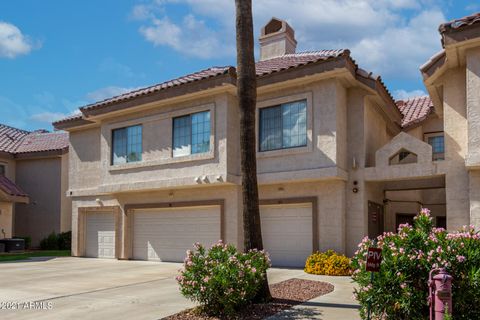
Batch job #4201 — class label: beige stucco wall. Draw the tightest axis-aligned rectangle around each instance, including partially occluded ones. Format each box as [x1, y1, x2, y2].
[466, 47, 480, 166]
[70, 184, 242, 257]
[364, 99, 389, 168]
[255, 80, 342, 174]
[0, 156, 16, 182]
[69, 127, 102, 191]
[443, 67, 470, 229]
[14, 157, 62, 246]
[70, 180, 347, 257]
[0, 202, 13, 238]
[60, 154, 72, 232]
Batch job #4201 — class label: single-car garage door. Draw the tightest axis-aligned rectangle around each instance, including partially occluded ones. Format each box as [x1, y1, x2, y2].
[260, 203, 313, 267]
[132, 206, 221, 262]
[85, 212, 116, 258]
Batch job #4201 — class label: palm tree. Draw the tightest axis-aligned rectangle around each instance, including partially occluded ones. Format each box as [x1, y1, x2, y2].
[235, 0, 271, 301]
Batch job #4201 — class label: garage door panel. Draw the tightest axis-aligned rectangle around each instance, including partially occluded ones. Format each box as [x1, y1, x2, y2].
[86, 213, 116, 259]
[260, 203, 313, 268]
[133, 206, 220, 262]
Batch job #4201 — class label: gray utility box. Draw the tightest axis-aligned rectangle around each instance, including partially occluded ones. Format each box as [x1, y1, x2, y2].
[0, 238, 25, 253]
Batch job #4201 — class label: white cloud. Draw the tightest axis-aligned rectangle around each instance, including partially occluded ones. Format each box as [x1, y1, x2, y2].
[138, 14, 235, 58]
[0, 21, 35, 58]
[30, 112, 70, 124]
[132, 0, 447, 79]
[393, 89, 427, 100]
[86, 86, 139, 102]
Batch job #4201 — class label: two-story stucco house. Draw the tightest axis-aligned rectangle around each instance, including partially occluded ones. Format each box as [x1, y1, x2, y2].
[53, 14, 480, 267]
[0, 125, 71, 246]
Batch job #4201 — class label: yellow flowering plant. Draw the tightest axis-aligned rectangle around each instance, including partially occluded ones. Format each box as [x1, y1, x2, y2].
[304, 250, 353, 276]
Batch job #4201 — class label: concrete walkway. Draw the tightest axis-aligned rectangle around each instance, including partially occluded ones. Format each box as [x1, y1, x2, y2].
[0, 257, 359, 320]
[268, 269, 361, 320]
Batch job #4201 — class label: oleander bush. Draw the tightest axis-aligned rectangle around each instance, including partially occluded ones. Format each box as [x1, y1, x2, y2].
[305, 250, 353, 276]
[176, 240, 271, 316]
[352, 208, 480, 320]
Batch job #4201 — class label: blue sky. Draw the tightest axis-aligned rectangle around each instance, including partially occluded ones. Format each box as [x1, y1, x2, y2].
[0, 0, 479, 131]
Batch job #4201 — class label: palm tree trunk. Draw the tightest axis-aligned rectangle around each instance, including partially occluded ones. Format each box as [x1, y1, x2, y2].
[235, 0, 271, 302]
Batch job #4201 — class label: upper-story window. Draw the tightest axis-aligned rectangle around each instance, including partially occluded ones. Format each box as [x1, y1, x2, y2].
[173, 111, 211, 157]
[426, 133, 444, 161]
[0, 164, 5, 176]
[259, 99, 307, 152]
[112, 125, 142, 165]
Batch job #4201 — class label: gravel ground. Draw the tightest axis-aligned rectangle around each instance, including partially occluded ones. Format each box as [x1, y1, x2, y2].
[163, 278, 334, 320]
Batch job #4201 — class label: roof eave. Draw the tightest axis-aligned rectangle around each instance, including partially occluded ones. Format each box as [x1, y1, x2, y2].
[14, 147, 69, 160]
[80, 69, 237, 119]
[441, 23, 480, 48]
[53, 118, 95, 131]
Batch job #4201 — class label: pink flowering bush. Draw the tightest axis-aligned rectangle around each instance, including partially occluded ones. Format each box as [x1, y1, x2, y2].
[352, 208, 480, 320]
[176, 240, 271, 316]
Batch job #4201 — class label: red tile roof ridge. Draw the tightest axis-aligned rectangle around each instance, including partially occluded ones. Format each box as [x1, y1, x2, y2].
[0, 175, 28, 198]
[396, 95, 434, 128]
[80, 66, 234, 112]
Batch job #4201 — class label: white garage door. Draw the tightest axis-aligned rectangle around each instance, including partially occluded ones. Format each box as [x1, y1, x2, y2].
[133, 206, 221, 262]
[85, 212, 116, 259]
[260, 203, 313, 267]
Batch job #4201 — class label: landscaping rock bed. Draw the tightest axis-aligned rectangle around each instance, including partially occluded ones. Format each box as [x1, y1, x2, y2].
[163, 278, 334, 320]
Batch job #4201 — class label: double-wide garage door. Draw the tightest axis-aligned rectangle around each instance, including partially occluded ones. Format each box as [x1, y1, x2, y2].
[132, 206, 221, 262]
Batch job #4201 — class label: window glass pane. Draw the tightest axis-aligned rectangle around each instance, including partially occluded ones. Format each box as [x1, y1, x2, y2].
[260, 106, 282, 151]
[127, 125, 142, 162]
[282, 100, 307, 148]
[112, 128, 127, 165]
[112, 125, 142, 165]
[0, 165, 5, 176]
[428, 135, 444, 160]
[173, 115, 191, 157]
[191, 111, 210, 154]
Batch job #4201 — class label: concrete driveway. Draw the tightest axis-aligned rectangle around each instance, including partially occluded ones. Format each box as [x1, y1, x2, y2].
[0, 257, 191, 320]
[0, 257, 359, 320]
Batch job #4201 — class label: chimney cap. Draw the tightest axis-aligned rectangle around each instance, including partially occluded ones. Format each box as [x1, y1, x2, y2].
[260, 17, 295, 39]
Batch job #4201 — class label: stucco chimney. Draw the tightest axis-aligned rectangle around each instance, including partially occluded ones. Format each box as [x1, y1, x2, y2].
[259, 17, 297, 61]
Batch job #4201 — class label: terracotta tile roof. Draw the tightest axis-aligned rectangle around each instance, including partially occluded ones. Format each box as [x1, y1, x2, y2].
[68, 51, 349, 119]
[14, 132, 69, 154]
[0, 124, 69, 155]
[0, 124, 30, 153]
[0, 175, 28, 198]
[80, 67, 234, 113]
[56, 49, 399, 125]
[396, 96, 434, 128]
[255, 50, 348, 76]
[439, 12, 480, 34]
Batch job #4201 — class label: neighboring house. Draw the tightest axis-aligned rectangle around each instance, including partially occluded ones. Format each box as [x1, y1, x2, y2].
[0, 125, 71, 246]
[54, 14, 480, 267]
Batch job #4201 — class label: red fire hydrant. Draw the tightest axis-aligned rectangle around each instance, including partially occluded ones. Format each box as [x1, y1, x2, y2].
[428, 268, 453, 320]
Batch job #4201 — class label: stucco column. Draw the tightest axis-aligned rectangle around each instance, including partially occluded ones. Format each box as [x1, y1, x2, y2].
[466, 47, 480, 166]
[444, 68, 470, 230]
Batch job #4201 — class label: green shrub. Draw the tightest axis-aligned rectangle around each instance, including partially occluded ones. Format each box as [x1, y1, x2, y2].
[305, 250, 352, 276]
[16, 236, 31, 249]
[57, 231, 71, 250]
[39, 231, 71, 250]
[352, 208, 480, 320]
[176, 240, 271, 316]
